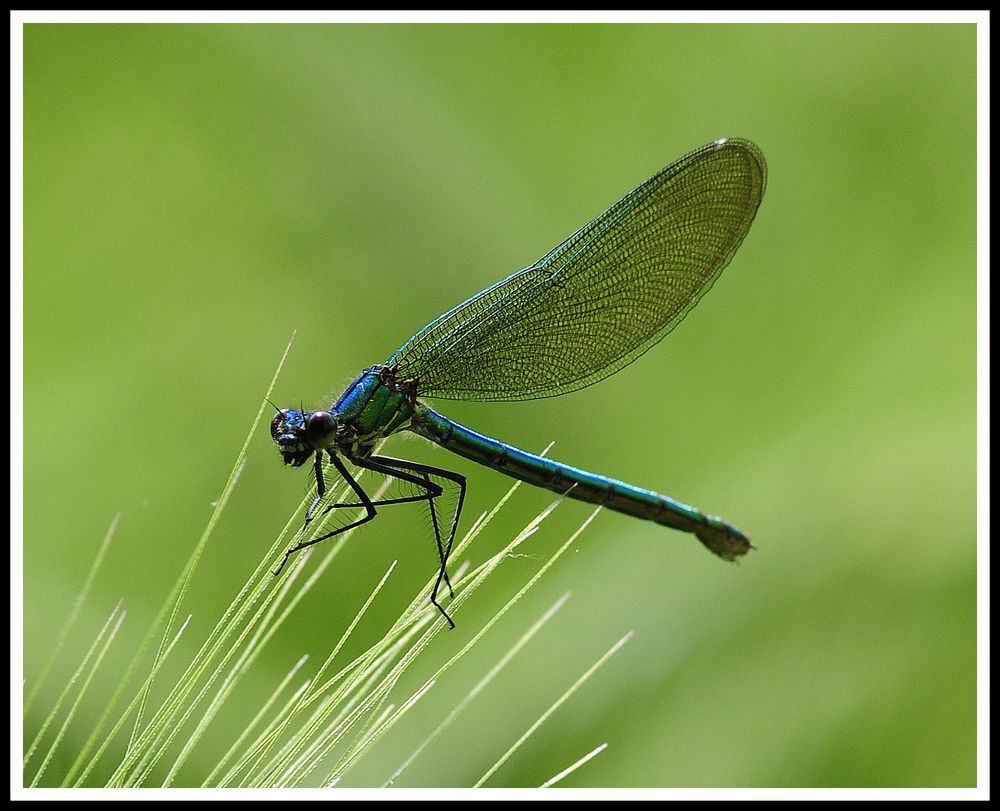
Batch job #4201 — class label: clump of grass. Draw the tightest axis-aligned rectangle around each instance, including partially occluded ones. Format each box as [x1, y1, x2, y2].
[22, 338, 629, 789]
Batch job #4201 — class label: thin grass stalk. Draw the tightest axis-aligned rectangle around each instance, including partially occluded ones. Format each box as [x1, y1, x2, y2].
[229, 560, 398, 786]
[320, 501, 578, 785]
[124, 335, 296, 759]
[67, 616, 191, 788]
[384, 591, 572, 787]
[474, 631, 634, 787]
[24, 512, 119, 716]
[24, 600, 123, 772]
[539, 742, 609, 788]
[28, 604, 126, 787]
[201, 654, 310, 787]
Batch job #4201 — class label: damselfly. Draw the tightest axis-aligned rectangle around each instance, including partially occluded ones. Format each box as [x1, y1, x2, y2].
[271, 138, 766, 627]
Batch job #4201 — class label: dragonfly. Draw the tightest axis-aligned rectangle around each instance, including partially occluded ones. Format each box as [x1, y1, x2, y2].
[271, 137, 767, 628]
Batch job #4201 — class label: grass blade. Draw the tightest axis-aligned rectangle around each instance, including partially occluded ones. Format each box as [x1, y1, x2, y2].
[474, 631, 634, 788]
[23, 512, 119, 716]
[384, 592, 572, 787]
[28, 603, 126, 787]
[539, 742, 609, 788]
[68, 615, 192, 787]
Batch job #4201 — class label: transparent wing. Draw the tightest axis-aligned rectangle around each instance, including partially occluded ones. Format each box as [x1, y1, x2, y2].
[387, 138, 766, 401]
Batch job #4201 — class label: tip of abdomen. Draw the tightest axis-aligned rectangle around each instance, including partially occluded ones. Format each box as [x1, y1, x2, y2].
[695, 519, 754, 561]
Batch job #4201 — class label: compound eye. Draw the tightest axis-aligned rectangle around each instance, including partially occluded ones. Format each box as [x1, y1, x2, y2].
[305, 410, 337, 447]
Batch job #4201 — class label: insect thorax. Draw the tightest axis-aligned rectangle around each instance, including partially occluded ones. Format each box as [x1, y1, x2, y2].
[333, 365, 417, 445]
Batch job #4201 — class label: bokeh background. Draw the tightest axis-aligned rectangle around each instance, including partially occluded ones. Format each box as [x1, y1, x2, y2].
[22, 23, 978, 788]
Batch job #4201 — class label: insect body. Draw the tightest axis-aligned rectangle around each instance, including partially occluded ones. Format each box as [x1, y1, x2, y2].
[272, 138, 767, 628]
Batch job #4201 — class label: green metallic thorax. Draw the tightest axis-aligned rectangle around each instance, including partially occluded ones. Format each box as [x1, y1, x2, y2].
[333, 366, 415, 449]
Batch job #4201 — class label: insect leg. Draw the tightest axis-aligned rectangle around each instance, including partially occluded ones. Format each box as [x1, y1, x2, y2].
[273, 451, 378, 575]
[360, 455, 467, 630]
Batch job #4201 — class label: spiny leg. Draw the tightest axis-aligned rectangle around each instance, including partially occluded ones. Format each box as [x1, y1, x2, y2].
[418, 471, 453, 599]
[302, 451, 439, 527]
[355, 454, 467, 630]
[280, 449, 467, 629]
[274, 451, 377, 575]
[280, 449, 451, 575]
[303, 450, 328, 525]
[345, 453, 456, 628]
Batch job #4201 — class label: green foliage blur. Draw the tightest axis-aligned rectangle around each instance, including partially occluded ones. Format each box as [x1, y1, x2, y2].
[23, 23, 977, 788]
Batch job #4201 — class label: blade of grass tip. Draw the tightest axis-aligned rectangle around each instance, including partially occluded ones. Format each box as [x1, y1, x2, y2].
[201, 654, 310, 787]
[287, 609, 436, 762]
[474, 630, 634, 788]
[384, 591, 572, 787]
[128, 333, 297, 746]
[268, 614, 437, 789]
[331, 503, 586, 784]
[539, 742, 609, 788]
[215, 676, 312, 787]
[189, 561, 396, 788]
[239, 660, 368, 788]
[331, 696, 402, 777]
[345, 551, 461, 681]
[393, 492, 562, 635]
[290, 597, 435, 785]
[29, 604, 127, 788]
[113, 535, 316, 787]
[68, 615, 191, 788]
[24, 599, 123, 771]
[24, 512, 119, 715]
[273, 651, 413, 788]
[300, 582, 439, 711]
[159, 543, 318, 787]
[250, 648, 390, 785]
[290, 667, 409, 789]
[248, 692, 337, 788]
[324, 678, 437, 788]
[133, 535, 324, 788]
[270, 484, 564, 787]
[240, 592, 434, 787]
[273, 688, 370, 788]
[292, 560, 398, 715]
[155, 475, 391, 789]
[318, 671, 408, 786]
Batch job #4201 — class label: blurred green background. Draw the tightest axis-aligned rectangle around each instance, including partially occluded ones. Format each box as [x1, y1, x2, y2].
[23, 23, 977, 788]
